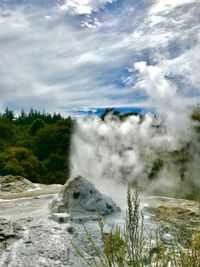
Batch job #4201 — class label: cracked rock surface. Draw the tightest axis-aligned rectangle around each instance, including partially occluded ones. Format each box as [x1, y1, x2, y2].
[51, 176, 120, 220]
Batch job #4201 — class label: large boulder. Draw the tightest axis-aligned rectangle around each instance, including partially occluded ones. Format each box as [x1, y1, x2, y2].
[51, 176, 120, 219]
[0, 175, 36, 194]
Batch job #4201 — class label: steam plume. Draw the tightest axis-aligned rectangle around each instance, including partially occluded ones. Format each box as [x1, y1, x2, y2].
[70, 62, 199, 201]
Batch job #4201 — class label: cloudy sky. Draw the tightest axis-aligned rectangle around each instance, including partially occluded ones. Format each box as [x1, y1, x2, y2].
[1, 0, 200, 115]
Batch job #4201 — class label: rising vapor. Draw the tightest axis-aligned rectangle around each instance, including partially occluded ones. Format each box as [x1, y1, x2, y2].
[71, 62, 199, 202]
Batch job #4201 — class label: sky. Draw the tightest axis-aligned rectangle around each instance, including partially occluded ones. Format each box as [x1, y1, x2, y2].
[1, 0, 200, 116]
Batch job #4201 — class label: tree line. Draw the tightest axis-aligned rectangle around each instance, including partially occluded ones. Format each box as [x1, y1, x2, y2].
[0, 108, 74, 184]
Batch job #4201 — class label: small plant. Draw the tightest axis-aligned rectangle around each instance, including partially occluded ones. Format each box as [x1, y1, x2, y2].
[73, 188, 200, 267]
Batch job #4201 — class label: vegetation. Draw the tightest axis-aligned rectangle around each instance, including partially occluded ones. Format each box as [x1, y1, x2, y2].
[74, 189, 200, 267]
[0, 108, 74, 184]
[100, 108, 143, 122]
[0, 106, 200, 189]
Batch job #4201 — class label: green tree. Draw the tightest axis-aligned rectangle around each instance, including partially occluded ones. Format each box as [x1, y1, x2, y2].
[29, 118, 46, 135]
[42, 154, 69, 184]
[0, 120, 15, 141]
[2, 107, 15, 122]
[0, 147, 42, 182]
[34, 118, 72, 160]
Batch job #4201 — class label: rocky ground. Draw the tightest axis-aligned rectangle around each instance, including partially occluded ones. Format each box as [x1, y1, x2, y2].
[0, 176, 199, 267]
[0, 175, 62, 200]
[0, 176, 122, 267]
[0, 176, 37, 194]
[0, 195, 72, 267]
[144, 196, 200, 245]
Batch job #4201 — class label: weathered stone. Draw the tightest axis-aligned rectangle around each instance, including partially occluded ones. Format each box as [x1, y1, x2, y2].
[0, 175, 36, 194]
[50, 213, 71, 223]
[0, 218, 22, 251]
[51, 176, 120, 218]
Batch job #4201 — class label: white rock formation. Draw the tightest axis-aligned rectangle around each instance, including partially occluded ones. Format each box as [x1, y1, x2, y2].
[51, 176, 120, 219]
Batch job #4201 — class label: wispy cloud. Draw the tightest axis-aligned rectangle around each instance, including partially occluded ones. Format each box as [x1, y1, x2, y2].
[0, 0, 200, 115]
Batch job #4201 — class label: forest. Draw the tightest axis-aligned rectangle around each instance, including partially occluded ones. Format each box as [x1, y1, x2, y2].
[0, 108, 73, 184]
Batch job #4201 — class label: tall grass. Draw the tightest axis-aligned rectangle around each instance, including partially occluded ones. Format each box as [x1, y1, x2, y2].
[73, 188, 200, 267]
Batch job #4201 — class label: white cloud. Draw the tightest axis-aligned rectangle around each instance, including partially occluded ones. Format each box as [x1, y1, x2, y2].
[0, 0, 200, 114]
[160, 43, 200, 90]
[149, 0, 196, 15]
[59, 0, 115, 15]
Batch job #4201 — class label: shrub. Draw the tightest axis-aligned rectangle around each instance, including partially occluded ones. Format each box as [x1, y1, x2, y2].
[73, 188, 200, 267]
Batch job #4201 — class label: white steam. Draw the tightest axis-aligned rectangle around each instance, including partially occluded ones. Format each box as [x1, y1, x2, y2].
[134, 62, 191, 138]
[70, 62, 196, 203]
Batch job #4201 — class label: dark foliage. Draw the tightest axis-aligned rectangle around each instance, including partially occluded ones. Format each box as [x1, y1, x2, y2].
[100, 108, 143, 122]
[0, 108, 74, 184]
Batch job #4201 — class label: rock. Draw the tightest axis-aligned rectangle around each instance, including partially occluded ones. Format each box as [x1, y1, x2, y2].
[50, 213, 71, 223]
[161, 233, 173, 245]
[51, 176, 120, 219]
[0, 175, 36, 194]
[66, 224, 75, 235]
[0, 218, 21, 250]
[102, 224, 112, 234]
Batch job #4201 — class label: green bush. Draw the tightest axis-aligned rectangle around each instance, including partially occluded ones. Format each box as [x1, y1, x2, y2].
[74, 189, 200, 267]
